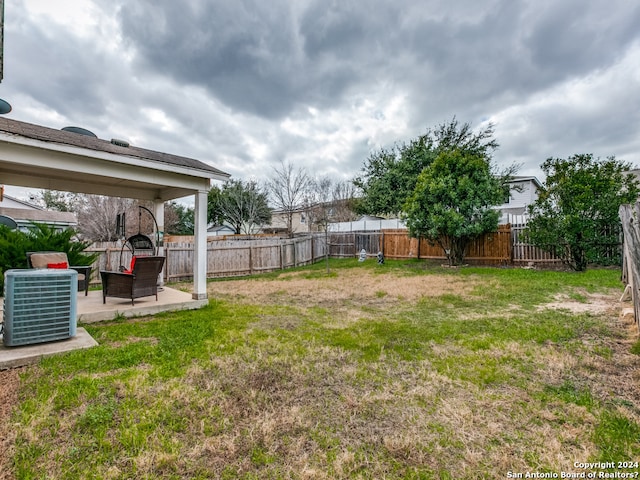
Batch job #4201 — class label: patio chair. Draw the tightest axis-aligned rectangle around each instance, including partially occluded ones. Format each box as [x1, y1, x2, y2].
[100, 256, 165, 306]
[27, 251, 92, 296]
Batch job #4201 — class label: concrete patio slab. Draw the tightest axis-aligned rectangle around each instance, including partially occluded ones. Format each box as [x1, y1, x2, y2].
[0, 328, 98, 370]
[77, 286, 208, 323]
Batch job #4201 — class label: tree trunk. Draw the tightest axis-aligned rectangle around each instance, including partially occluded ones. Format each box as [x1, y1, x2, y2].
[449, 238, 467, 266]
[440, 236, 467, 266]
[325, 229, 330, 273]
[287, 212, 294, 238]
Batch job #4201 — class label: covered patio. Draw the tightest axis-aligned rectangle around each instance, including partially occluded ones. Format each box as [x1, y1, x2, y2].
[0, 117, 230, 301]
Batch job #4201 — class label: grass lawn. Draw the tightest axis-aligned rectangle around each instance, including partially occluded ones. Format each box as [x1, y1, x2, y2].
[3, 259, 640, 479]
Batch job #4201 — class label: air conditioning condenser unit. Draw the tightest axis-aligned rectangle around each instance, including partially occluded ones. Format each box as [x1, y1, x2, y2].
[3, 269, 78, 347]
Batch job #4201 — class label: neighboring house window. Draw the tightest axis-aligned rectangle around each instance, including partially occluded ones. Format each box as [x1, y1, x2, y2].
[504, 191, 511, 204]
[300, 213, 306, 223]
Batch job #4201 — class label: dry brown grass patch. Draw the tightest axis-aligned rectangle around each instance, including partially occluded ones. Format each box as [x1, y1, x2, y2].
[540, 289, 622, 315]
[208, 269, 476, 307]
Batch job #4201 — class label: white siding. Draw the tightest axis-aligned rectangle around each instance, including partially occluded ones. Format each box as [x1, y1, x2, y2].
[501, 180, 539, 209]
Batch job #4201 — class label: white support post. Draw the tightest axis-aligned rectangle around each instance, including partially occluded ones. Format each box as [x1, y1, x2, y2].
[154, 199, 165, 286]
[193, 190, 208, 300]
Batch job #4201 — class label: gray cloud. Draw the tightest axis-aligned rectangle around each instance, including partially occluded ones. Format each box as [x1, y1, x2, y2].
[117, 0, 311, 118]
[7, 7, 109, 118]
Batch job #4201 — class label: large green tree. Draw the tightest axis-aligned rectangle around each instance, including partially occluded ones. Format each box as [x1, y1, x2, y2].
[404, 149, 510, 266]
[208, 179, 271, 234]
[353, 118, 499, 216]
[526, 154, 639, 271]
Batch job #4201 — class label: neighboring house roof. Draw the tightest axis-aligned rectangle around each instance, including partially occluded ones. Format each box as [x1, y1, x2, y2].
[0, 194, 77, 228]
[0, 117, 228, 178]
[207, 225, 235, 233]
[0, 206, 76, 226]
[500, 206, 529, 215]
[357, 215, 385, 221]
[508, 176, 542, 188]
[0, 193, 43, 210]
[269, 207, 304, 215]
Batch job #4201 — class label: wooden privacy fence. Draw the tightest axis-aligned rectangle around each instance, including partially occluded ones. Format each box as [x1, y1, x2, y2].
[85, 224, 599, 283]
[329, 232, 383, 257]
[85, 236, 328, 283]
[510, 224, 563, 265]
[619, 204, 640, 331]
[329, 226, 602, 265]
[382, 226, 512, 264]
[164, 236, 326, 281]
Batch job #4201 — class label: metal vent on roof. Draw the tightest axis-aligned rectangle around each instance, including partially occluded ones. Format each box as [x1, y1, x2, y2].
[61, 126, 98, 138]
[110, 138, 130, 147]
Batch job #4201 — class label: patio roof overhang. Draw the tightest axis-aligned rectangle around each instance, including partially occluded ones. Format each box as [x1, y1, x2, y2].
[0, 118, 229, 201]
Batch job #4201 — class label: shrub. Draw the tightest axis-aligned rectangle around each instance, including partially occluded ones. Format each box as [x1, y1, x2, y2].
[0, 223, 99, 292]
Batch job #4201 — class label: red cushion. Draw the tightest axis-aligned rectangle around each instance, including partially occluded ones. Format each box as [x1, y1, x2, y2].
[123, 256, 136, 274]
[47, 262, 69, 269]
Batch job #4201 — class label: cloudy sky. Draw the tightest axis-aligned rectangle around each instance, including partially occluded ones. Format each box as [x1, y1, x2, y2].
[2, 0, 640, 201]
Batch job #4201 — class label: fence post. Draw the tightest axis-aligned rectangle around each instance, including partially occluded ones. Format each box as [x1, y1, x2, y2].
[280, 243, 284, 269]
[164, 245, 169, 282]
[293, 239, 297, 267]
[619, 204, 640, 331]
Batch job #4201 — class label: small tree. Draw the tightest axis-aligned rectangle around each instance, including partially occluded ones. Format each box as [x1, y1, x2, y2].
[404, 149, 510, 266]
[526, 154, 639, 271]
[302, 176, 332, 231]
[329, 180, 359, 222]
[38, 190, 78, 212]
[208, 180, 271, 234]
[165, 202, 194, 235]
[76, 195, 137, 241]
[303, 176, 335, 271]
[266, 161, 311, 237]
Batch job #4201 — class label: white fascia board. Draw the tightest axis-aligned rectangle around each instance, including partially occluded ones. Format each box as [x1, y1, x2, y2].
[0, 141, 214, 193]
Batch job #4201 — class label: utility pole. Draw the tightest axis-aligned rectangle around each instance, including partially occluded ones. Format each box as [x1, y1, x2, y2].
[1, 0, 4, 82]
